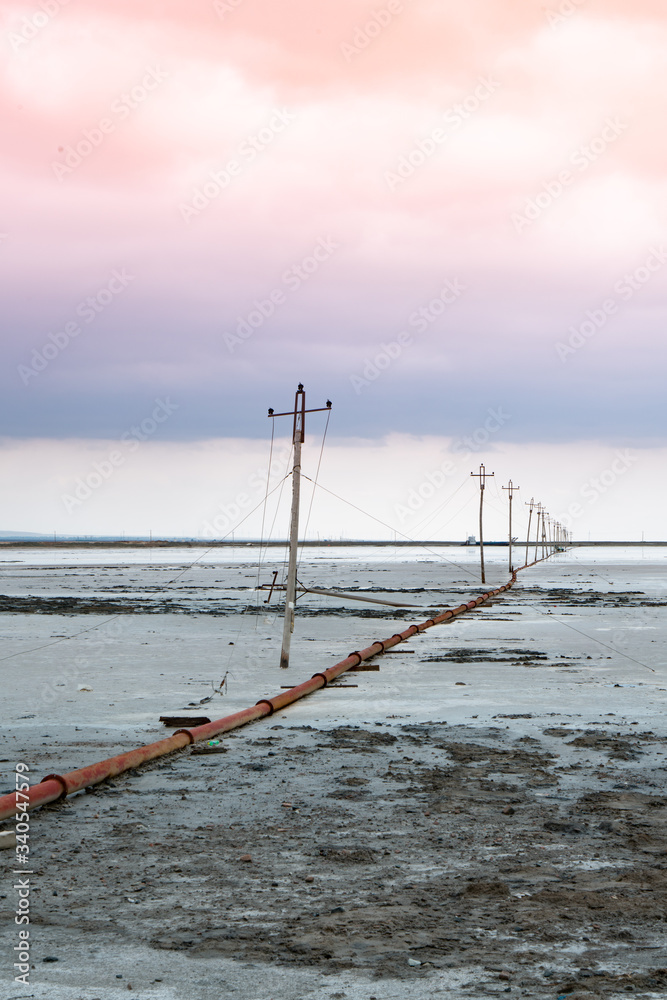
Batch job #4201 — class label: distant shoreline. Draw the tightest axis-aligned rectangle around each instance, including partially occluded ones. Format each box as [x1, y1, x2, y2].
[0, 539, 664, 548]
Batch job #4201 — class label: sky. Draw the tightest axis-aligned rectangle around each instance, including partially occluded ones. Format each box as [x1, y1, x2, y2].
[1, 0, 666, 540]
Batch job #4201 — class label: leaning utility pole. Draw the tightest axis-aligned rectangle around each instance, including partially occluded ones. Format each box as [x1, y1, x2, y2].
[524, 498, 535, 567]
[268, 384, 332, 669]
[470, 464, 494, 584]
[502, 480, 520, 573]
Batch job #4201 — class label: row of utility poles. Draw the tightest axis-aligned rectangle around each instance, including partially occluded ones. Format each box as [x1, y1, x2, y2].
[471, 464, 570, 583]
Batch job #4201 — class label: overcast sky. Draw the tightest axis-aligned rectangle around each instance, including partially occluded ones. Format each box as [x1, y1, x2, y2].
[1, 0, 665, 538]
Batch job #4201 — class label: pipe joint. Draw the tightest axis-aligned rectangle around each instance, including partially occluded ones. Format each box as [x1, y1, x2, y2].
[173, 728, 194, 745]
[255, 699, 275, 716]
[311, 672, 328, 687]
[347, 651, 363, 666]
[40, 773, 69, 802]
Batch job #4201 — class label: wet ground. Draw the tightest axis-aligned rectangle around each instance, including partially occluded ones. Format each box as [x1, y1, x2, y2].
[1, 546, 666, 998]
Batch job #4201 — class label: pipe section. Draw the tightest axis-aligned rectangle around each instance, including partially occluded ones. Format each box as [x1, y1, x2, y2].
[0, 560, 550, 822]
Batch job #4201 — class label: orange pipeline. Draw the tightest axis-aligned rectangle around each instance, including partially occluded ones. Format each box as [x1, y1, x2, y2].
[0, 559, 554, 822]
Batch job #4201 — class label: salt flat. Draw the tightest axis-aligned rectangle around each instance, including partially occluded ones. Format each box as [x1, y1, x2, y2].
[1, 546, 666, 999]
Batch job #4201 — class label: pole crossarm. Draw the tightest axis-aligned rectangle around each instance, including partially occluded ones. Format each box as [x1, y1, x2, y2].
[470, 464, 494, 489]
[268, 384, 332, 447]
[502, 480, 520, 498]
[268, 407, 332, 418]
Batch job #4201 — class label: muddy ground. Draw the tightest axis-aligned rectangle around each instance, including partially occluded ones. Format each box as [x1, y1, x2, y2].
[4, 717, 667, 999]
[1, 547, 666, 998]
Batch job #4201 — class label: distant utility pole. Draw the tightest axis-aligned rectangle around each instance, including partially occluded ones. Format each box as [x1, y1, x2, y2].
[524, 498, 535, 568]
[470, 464, 494, 584]
[534, 504, 543, 563]
[502, 480, 520, 572]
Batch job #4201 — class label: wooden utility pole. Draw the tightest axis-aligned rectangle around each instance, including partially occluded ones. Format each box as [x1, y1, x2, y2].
[524, 498, 535, 567]
[534, 504, 543, 563]
[268, 385, 332, 669]
[541, 510, 548, 560]
[502, 480, 520, 573]
[470, 464, 494, 584]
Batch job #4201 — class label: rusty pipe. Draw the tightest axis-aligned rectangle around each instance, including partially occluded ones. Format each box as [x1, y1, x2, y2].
[0, 567, 533, 822]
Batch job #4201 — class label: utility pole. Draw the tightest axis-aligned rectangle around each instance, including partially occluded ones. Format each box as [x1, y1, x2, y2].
[502, 480, 520, 573]
[541, 511, 548, 560]
[470, 464, 494, 584]
[524, 498, 535, 567]
[268, 385, 332, 669]
[534, 504, 543, 563]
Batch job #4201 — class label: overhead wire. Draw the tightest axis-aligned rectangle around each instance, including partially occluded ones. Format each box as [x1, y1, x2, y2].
[297, 407, 331, 573]
[407, 474, 472, 538]
[255, 417, 276, 593]
[0, 475, 292, 666]
[300, 474, 483, 583]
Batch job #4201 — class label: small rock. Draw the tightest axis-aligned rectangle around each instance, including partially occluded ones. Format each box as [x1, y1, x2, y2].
[502, 806, 515, 816]
[0, 831, 17, 849]
[239, 854, 252, 862]
[499, 971, 510, 980]
[42, 957, 59, 963]
[407, 957, 422, 967]
[305, 875, 314, 882]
